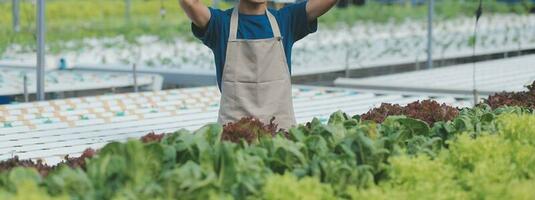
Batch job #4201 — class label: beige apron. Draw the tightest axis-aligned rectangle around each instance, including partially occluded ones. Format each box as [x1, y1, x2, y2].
[217, 8, 296, 130]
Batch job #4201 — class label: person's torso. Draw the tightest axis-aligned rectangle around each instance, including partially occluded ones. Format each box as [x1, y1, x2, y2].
[210, 8, 295, 89]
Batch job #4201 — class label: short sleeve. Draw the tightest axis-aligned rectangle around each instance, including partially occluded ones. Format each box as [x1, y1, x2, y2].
[280, 1, 318, 42]
[192, 7, 222, 48]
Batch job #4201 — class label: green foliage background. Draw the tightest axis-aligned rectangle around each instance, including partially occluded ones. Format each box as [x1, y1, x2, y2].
[0, 0, 531, 54]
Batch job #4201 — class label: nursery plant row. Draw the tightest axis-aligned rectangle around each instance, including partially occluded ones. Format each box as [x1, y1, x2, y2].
[0, 81, 534, 200]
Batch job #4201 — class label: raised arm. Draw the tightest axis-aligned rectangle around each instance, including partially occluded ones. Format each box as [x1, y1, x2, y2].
[179, 0, 211, 29]
[306, 0, 338, 21]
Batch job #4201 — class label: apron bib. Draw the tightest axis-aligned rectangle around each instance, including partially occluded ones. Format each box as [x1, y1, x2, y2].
[217, 8, 296, 130]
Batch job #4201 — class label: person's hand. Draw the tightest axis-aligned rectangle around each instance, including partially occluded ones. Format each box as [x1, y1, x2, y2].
[179, 0, 211, 29]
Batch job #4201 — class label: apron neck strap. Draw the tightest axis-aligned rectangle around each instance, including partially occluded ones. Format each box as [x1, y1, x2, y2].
[229, 7, 282, 41]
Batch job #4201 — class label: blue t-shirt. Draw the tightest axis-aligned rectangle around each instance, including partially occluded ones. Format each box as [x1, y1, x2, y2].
[192, 1, 318, 89]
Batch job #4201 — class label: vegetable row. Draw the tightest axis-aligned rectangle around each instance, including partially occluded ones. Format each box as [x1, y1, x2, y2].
[0, 81, 534, 200]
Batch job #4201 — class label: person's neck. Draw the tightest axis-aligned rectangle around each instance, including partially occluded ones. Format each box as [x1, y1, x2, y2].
[237, 1, 267, 15]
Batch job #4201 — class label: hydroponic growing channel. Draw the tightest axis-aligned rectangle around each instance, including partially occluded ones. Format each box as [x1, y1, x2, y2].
[0, 82, 534, 199]
[0, 85, 472, 165]
[0, 67, 163, 96]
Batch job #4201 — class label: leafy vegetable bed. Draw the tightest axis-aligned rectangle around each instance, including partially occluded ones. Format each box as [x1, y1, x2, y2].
[1, 83, 534, 199]
[360, 100, 459, 124]
[485, 81, 535, 110]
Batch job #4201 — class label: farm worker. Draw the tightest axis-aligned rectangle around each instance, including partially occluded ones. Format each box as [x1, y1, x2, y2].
[179, 0, 337, 130]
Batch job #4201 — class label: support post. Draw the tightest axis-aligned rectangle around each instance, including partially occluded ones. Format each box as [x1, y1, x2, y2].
[151, 76, 156, 92]
[133, 63, 138, 93]
[125, 0, 131, 21]
[23, 75, 29, 102]
[345, 50, 350, 78]
[473, 89, 479, 106]
[36, 0, 46, 101]
[426, 0, 434, 69]
[12, 0, 20, 32]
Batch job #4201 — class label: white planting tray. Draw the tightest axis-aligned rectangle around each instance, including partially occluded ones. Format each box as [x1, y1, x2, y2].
[335, 54, 535, 95]
[0, 85, 472, 165]
[0, 68, 163, 96]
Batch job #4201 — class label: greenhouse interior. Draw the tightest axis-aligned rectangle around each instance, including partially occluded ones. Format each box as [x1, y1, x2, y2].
[0, 0, 535, 199]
